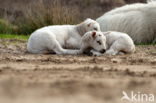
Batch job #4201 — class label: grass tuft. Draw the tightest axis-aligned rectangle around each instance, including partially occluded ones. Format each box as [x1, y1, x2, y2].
[0, 34, 29, 40]
[16, 0, 80, 34]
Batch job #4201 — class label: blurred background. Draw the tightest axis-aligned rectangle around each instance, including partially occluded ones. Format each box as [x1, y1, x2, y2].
[0, 0, 146, 35]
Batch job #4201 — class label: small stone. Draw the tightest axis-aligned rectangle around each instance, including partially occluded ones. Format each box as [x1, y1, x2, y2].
[111, 58, 122, 63]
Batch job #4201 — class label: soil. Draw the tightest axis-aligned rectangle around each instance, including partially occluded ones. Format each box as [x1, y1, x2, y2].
[0, 39, 156, 103]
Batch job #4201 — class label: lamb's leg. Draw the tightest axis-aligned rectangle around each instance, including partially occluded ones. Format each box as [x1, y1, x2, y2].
[118, 52, 125, 55]
[48, 39, 82, 55]
[105, 48, 118, 55]
[105, 41, 121, 55]
[62, 49, 83, 55]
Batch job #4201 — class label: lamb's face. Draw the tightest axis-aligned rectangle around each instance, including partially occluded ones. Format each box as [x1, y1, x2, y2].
[84, 18, 101, 32]
[90, 31, 107, 53]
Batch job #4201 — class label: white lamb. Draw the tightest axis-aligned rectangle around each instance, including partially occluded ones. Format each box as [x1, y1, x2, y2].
[27, 18, 107, 55]
[91, 31, 135, 56]
[96, 0, 156, 43]
[81, 31, 107, 54]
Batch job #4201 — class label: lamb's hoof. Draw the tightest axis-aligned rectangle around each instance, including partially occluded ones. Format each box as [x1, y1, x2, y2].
[118, 52, 125, 55]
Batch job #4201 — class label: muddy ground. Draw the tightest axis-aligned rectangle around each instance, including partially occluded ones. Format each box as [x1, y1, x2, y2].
[0, 39, 156, 103]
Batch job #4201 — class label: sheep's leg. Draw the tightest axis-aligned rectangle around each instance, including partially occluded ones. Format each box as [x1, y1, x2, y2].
[62, 49, 83, 55]
[105, 49, 118, 55]
[118, 52, 125, 55]
[105, 41, 121, 55]
[48, 39, 82, 55]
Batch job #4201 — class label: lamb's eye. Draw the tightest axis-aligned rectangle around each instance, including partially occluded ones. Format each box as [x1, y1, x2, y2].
[94, 28, 97, 31]
[97, 41, 101, 45]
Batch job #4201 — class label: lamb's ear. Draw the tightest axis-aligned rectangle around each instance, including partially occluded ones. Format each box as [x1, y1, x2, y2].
[85, 18, 92, 27]
[87, 23, 92, 27]
[92, 31, 96, 38]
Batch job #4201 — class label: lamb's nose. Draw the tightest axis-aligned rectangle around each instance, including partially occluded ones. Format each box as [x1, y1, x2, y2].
[100, 49, 106, 53]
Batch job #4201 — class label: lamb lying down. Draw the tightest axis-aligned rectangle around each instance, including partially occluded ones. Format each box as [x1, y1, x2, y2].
[27, 18, 102, 55]
[81, 31, 107, 54]
[27, 29, 107, 55]
[90, 31, 135, 56]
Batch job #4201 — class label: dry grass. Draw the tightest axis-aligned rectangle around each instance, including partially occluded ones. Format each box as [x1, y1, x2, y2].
[16, 0, 80, 34]
[0, 0, 147, 34]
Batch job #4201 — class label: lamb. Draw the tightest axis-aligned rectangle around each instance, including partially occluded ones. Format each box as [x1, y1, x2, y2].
[91, 31, 135, 56]
[27, 18, 107, 55]
[81, 31, 107, 54]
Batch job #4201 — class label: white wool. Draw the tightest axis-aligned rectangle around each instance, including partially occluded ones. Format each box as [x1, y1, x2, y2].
[147, 0, 156, 3]
[90, 31, 135, 56]
[27, 18, 101, 55]
[104, 31, 135, 55]
[81, 31, 107, 53]
[96, 2, 156, 43]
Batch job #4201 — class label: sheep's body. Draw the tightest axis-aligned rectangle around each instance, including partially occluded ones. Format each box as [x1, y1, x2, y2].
[27, 25, 81, 54]
[27, 18, 103, 55]
[96, 1, 156, 43]
[91, 31, 135, 56]
[104, 31, 135, 55]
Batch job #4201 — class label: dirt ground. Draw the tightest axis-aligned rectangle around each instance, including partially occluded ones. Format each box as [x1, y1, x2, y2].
[0, 39, 156, 103]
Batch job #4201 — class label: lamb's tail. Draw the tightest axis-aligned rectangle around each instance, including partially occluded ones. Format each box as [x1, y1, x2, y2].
[147, 0, 156, 3]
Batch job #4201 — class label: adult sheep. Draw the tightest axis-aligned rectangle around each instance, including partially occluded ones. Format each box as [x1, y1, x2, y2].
[96, 0, 156, 43]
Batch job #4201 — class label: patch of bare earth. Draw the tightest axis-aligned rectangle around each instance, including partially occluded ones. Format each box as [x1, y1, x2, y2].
[0, 39, 156, 103]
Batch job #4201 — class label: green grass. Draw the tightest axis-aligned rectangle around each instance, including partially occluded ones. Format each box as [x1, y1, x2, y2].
[0, 34, 29, 40]
[136, 42, 156, 45]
